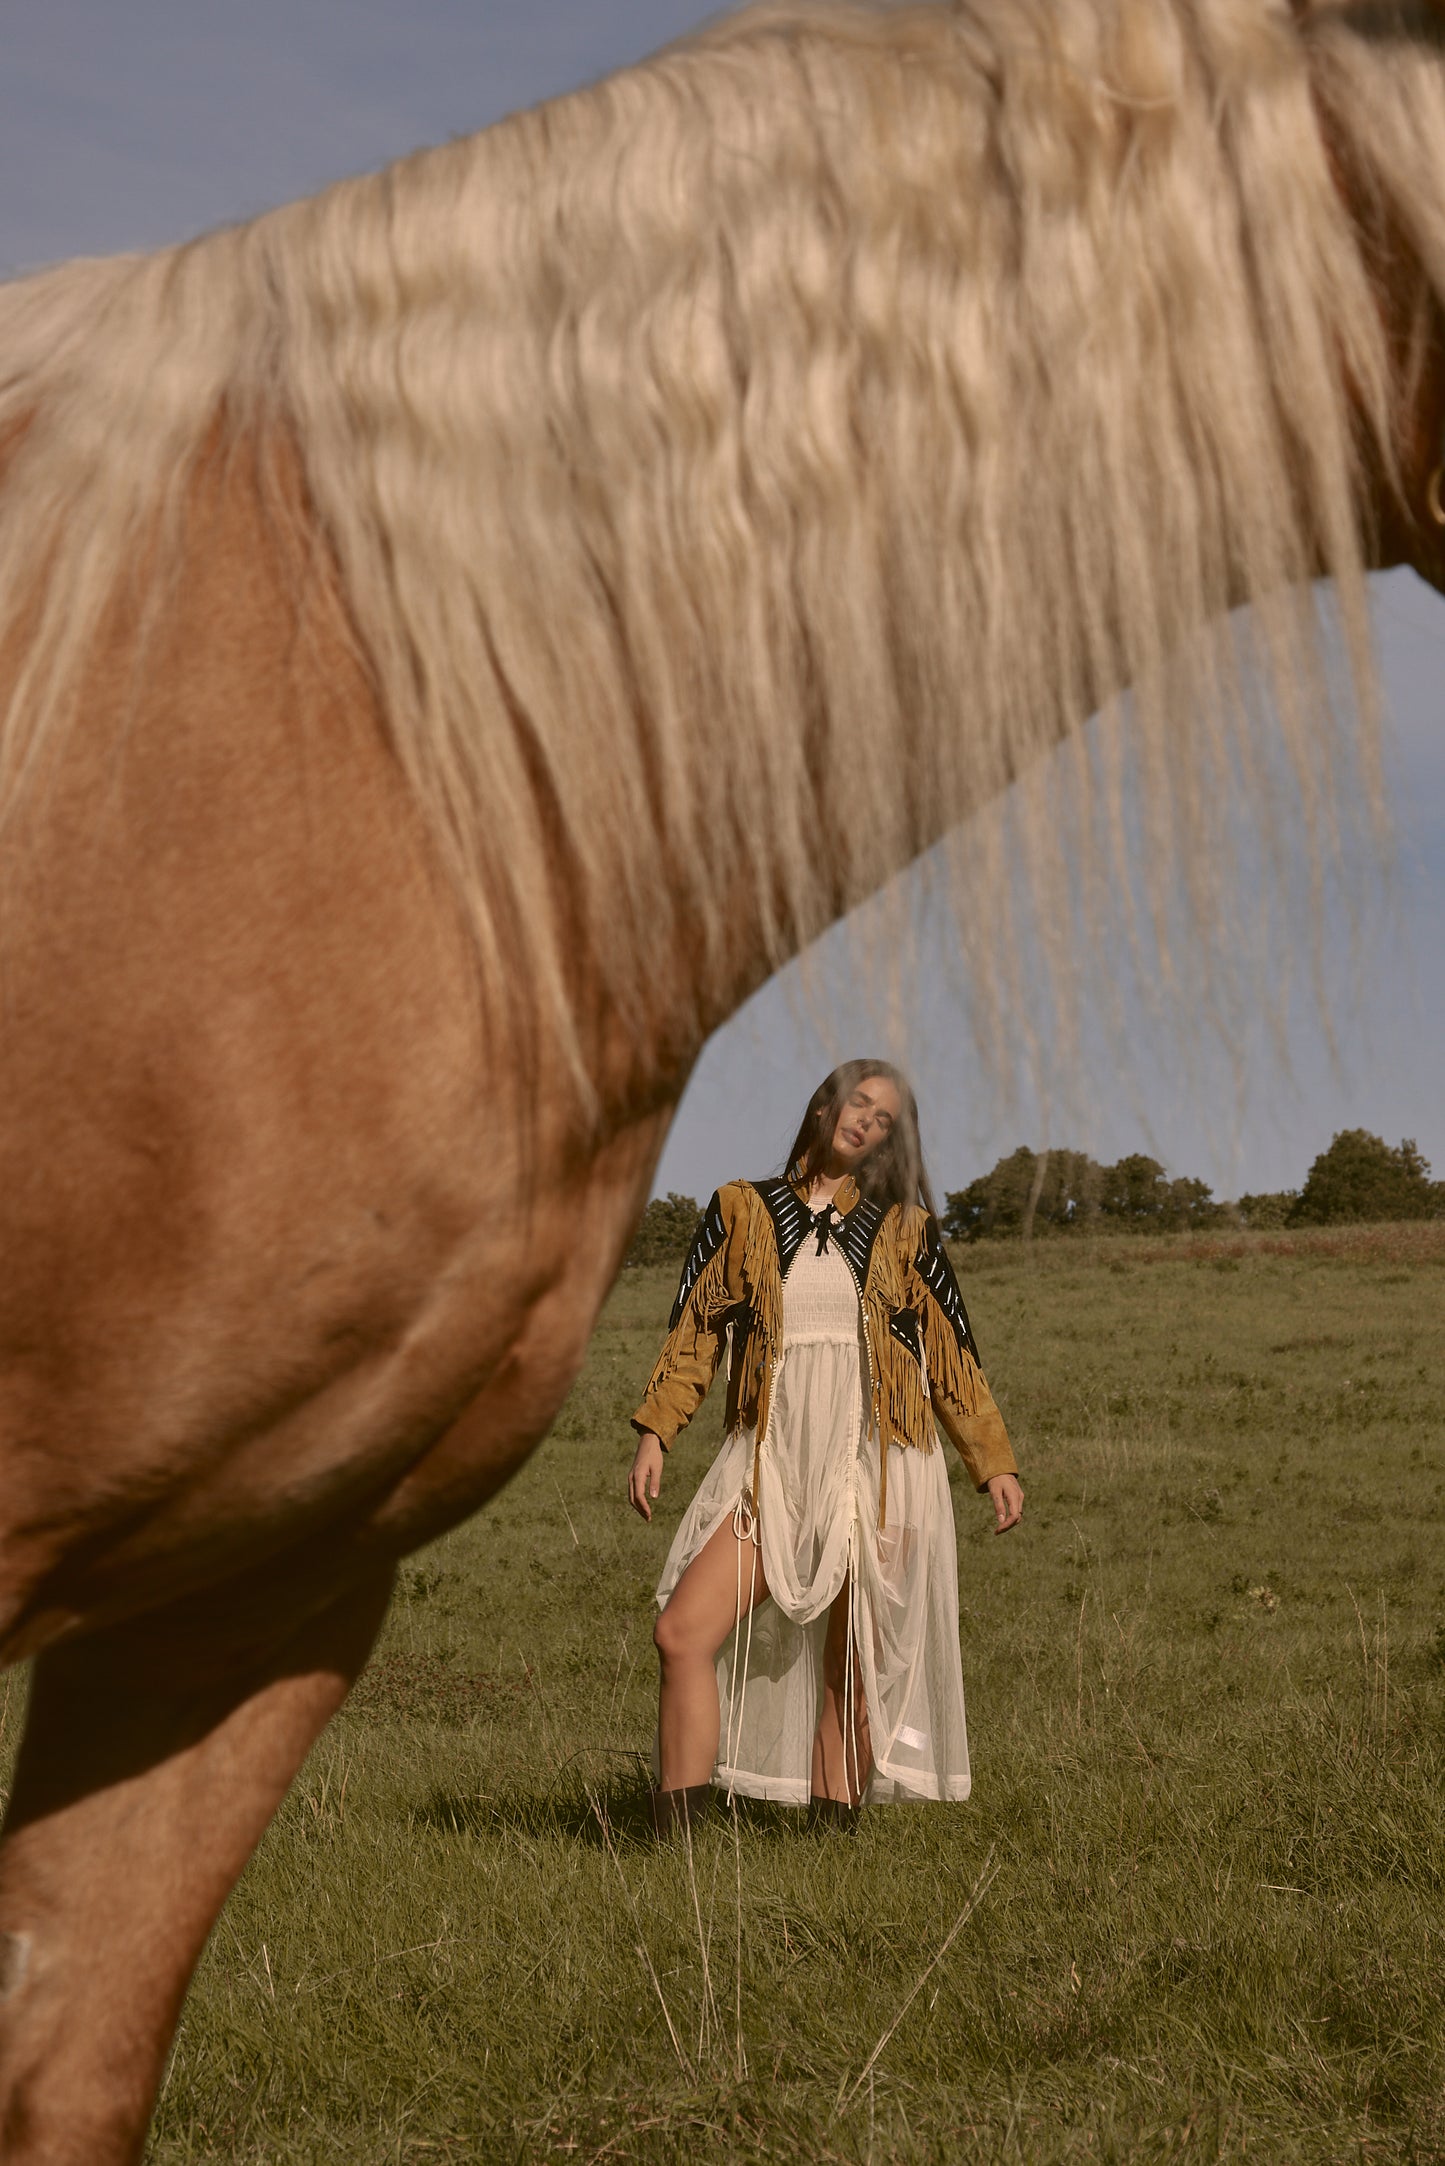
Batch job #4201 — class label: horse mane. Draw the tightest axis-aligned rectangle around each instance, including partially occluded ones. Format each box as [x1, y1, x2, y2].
[0, 0, 1440, 1097]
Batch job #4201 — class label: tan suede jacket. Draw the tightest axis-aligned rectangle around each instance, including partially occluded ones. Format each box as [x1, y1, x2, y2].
[632, 1175, 1016, 1527]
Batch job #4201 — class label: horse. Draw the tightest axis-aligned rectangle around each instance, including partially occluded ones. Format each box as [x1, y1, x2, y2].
[0, 0, 1440, 2156]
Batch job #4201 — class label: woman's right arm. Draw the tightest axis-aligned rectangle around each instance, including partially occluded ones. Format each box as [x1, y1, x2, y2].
[627, 1189, 736, 1516]
[628, 1431, 665, 1522]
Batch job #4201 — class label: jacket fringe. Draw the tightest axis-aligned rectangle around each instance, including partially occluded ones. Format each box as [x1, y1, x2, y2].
[741, 1205, 781, 1399]
[740, 1199, 783, 1506]
[921, 1314, 987, 1427]
[686, 1239, 731, 1338]
[882, 1354, 936, 1460]
[635, 1239, 731, 1433]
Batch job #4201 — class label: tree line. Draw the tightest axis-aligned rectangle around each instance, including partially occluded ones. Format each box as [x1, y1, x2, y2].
[943, 1131, 1442, 1242]
[627, 1129, 1443, 1264]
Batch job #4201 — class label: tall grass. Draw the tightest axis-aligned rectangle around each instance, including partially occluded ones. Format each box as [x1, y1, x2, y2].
[131, 1224, 1445, 2161]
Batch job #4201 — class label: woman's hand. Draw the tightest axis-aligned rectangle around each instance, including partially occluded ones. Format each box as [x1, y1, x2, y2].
[629, 1431, 665, 1522]
[986, 1473, 1023, 1535]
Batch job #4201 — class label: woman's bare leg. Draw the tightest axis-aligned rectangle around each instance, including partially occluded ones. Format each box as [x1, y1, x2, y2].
[811, 1578, 872, 1805]
[653, 1512, 768, 1790]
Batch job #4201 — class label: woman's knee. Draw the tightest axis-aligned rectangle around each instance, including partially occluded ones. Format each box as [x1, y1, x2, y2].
[654, 1603, 703, 1666]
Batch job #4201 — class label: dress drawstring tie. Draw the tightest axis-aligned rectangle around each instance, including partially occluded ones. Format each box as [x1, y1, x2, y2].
[723, 1491, 761, 1806]
[844, 1518, 861, 1804]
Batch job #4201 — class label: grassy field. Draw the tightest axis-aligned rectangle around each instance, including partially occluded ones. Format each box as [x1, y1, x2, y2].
[130, 1222, 1444, 2163]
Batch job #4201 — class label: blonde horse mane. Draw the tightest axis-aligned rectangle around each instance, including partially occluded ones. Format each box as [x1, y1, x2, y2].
[0, 0, 1441, 1094]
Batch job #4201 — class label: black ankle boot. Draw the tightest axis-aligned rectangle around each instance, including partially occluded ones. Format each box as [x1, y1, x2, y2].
[650, 1783, 715, 1837]
[807, 1796, 861, 1833]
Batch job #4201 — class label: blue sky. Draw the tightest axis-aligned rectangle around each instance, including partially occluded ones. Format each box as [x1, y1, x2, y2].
[6, 1, 1441, 1204]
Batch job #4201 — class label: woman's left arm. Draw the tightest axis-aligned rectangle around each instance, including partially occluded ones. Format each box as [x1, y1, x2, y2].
[906, 1213, 1022, 1531]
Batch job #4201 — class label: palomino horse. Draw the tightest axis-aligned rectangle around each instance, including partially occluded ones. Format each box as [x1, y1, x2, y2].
[0, 1, 1440, 2156]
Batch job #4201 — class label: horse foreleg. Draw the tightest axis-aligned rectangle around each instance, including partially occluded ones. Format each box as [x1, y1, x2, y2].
[0, 1561, 394, 2165]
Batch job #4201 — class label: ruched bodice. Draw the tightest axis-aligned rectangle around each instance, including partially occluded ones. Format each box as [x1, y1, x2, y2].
[780, 1232, 863, 1345]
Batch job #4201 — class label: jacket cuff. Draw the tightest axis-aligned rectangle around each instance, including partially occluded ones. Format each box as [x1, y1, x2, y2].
[631, 1406, 677, 1451]
[954, 1408, 1017, 1491]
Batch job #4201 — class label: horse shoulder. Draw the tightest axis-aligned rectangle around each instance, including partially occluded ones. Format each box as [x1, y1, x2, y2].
[0, 425, 636, 1652]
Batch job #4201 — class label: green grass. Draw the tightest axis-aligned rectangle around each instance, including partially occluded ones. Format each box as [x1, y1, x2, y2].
[134, 1222, 1445, 2162]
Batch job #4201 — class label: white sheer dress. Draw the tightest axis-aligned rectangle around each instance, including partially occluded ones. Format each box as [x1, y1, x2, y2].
[654, 1227, 972, 1804]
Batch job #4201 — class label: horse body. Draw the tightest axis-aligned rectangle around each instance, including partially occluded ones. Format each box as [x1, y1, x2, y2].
[0, 430, 676, 2159]
[0, 421, 693, 1633]
[0, 1, 1441, 2156]
[0, 437, 493, 1647]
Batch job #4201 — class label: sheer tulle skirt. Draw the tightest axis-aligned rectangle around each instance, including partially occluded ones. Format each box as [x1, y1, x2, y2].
[655, 1329, 972, 1805]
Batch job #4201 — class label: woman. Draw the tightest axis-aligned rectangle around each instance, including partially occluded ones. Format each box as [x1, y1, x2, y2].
[628, 1060, 1023, 1831]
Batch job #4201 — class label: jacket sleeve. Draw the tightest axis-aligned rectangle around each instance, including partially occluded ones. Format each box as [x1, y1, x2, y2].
[907, 1213, 1017, 1491]
[631, 1189, 738, 1451]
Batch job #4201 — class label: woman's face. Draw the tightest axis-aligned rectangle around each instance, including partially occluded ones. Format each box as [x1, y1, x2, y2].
[828, 1075, 902, 1170]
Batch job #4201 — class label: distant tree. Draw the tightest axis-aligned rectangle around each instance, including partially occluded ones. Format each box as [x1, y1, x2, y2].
[625, 1192, 702, 1268]
[939, 1172, 989, 1242]
[1234, 1190, 1298, 1230]
[1098, 1153, 1170, 1222]
[943, 1146, 1039, 1240]
[945, 1147, 1227, 1239]
[1023, 1150, 1110, 1236]
[1290, 1132, 1441, 1225]
[1158, 1175, 1228, 1232]
[943, 1148, 1114, 1240]
[1094, 1156, 1228, 1231]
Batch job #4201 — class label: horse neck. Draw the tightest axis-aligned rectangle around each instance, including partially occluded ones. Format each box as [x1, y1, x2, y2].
[236, 5, 1437, 1078]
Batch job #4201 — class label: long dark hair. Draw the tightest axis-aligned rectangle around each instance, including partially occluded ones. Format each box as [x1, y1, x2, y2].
[781, 1059, 938, 1216]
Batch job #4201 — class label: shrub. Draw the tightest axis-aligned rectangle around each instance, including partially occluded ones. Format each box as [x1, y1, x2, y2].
[1290, 1132, 1443, 1226]
[624, 1192, 702, 1269]
[1236, 1190, 1298, 1230]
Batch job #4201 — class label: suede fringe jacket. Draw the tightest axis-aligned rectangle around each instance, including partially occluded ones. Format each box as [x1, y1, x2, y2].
[632, 1175, 1016, 1528]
